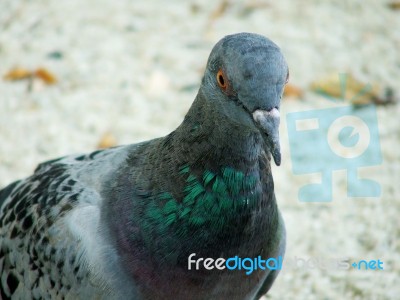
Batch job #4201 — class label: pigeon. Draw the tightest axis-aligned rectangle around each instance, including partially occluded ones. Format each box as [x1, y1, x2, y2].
[0, 32, 288, 300]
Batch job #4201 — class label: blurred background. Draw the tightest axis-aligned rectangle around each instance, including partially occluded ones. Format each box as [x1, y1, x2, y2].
[0, 0, 399, 299]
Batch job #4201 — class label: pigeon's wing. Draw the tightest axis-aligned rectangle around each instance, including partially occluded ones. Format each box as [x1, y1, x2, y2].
[0, 145, 138, 299]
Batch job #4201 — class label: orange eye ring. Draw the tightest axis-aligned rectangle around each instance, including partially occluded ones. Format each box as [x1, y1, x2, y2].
[216, 69, 227, 90]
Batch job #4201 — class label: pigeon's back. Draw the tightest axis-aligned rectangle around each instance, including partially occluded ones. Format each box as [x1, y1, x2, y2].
[0, 145, 138, 299]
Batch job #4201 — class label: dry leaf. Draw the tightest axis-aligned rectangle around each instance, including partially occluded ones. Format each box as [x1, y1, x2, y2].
[388, 2, 400, 10]
[283, 83, 303, 98]
[35, 68, 57, 85]
[97, 132, 118, 149]
[310, 73, 381, 105]
[3, 67, 32, 81]
[3, 67, 57, 85]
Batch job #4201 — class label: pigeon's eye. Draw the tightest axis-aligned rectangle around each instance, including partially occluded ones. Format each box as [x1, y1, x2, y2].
[216, 69, 227, 90]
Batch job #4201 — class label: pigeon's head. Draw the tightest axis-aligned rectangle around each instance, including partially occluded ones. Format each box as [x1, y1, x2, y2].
[202, 33, 289, 166]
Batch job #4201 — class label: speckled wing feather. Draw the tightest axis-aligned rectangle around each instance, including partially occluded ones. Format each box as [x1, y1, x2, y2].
[0, 145, 139, 299]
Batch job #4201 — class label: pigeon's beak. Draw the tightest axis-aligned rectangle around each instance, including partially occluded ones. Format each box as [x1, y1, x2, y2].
[252, 108, 281, 166]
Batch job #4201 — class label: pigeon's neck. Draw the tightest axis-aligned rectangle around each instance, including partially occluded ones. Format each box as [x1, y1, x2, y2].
[174, 89, 263, 166]
[133, 90, 277, 251]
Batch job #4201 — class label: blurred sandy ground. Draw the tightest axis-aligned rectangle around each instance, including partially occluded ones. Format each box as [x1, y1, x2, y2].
[0, 0, 399, 299]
